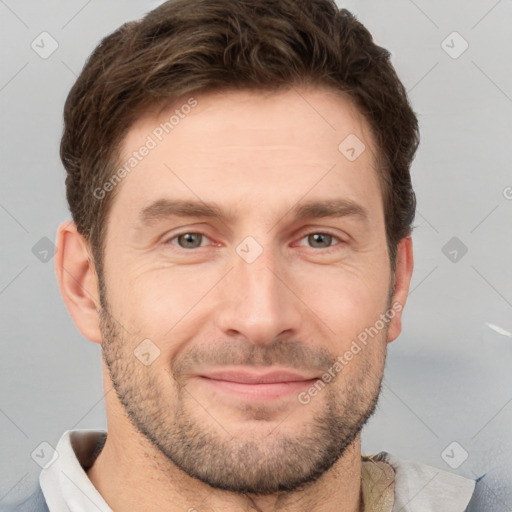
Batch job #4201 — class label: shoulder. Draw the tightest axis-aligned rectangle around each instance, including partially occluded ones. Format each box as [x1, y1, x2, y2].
[0, 480, 49, 512]
[368, 451, 477, 511]
[464, 467, 512, 512]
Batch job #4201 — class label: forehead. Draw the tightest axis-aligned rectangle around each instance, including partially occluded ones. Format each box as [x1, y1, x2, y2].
[110, 87, 383, 226]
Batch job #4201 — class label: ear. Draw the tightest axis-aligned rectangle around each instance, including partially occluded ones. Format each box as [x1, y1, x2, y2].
[386, 235, 414, 343]
[55, 221, 102, 344]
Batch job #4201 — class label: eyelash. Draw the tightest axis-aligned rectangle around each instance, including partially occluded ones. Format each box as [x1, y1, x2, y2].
[164, 231, 346, 253]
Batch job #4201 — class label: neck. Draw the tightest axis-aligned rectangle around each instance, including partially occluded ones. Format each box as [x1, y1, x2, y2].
[88, 382, 363, 512]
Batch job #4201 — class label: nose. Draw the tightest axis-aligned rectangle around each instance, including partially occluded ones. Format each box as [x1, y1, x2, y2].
[215, 242, 303, 346]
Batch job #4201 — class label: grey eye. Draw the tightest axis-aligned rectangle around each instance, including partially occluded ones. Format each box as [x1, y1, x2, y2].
[307, 233, 334, 248]
[176, 233, 204, 249]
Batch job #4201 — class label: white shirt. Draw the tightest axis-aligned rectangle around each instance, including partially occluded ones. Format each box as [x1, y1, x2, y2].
[40, 429, 476, 512]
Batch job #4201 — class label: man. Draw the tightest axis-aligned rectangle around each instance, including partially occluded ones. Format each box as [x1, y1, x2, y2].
[11, 0, 480, 510]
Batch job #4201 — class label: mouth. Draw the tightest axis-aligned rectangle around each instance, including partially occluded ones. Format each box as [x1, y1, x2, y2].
[195, 368, 320, 400]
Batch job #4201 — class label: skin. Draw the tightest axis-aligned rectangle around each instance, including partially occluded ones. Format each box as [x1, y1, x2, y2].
[55, 86, 413, 512]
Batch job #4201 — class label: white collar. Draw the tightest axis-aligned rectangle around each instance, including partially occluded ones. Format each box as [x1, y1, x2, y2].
[40, 429, 111, 512]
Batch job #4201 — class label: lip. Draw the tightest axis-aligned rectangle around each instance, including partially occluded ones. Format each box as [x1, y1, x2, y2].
[199, 368, 317, 384]
[195, 368, 319, 400]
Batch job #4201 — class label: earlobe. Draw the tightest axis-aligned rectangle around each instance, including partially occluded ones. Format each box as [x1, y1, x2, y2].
[55, 221, 103, 344]
[386, 235, 414, 344]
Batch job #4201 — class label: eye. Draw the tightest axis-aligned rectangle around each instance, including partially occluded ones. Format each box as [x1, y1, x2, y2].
[164, 231, 345, 252]
[166, 232, 210, 249]
[297, 232, 344, 251]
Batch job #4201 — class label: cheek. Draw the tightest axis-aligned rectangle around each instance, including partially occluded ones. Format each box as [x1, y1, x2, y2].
[119, 266, 213, 340]
[112, 245, 390, 350]
[296, 263, 389, 340]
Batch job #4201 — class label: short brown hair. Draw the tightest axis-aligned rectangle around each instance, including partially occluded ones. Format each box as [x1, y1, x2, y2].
[60, 0, 419, 281]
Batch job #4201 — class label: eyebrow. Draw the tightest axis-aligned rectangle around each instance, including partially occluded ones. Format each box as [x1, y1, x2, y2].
[137, 197, 369, 227]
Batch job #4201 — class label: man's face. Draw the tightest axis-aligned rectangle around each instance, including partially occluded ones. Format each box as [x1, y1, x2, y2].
[98, 87, 396, 494]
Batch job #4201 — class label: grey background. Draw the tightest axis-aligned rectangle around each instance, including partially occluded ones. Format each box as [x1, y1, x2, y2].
[1, 0, 511, 508]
